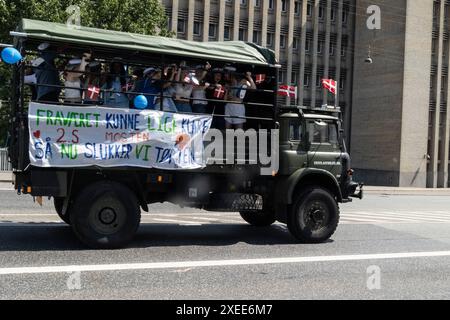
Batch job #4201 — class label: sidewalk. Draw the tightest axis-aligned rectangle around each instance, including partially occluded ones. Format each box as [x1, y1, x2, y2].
[0, 172, 12, 183]
[364, 186, 450, 196]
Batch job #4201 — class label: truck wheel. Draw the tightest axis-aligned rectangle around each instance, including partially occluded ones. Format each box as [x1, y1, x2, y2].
[287, 187, 339, 243]
[239, 210, 276, 227]
[54, 197, 71, 225]
[70, 181, 141, 249]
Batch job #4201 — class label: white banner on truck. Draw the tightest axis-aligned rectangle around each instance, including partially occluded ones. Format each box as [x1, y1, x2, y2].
[28, 102, 212, 169]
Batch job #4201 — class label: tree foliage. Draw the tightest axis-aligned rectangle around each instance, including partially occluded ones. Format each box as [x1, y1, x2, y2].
[0, 0, 171, 146]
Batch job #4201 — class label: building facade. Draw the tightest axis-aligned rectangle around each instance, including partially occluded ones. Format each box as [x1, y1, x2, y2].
[351, 0, 443, 188]
[160, 0, 356, 133]
[160, 0, 450, 188]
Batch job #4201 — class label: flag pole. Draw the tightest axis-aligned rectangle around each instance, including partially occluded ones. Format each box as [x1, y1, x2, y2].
[335, 80, 339, 109]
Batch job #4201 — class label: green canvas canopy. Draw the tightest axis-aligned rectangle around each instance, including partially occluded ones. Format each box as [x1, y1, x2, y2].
[18, 19, 277, 66]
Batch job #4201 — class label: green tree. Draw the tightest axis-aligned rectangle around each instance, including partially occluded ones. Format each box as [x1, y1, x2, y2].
[0, 0, 171, 146]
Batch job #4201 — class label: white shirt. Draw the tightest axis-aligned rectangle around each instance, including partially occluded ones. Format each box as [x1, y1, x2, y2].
[192, 87, 207, 105]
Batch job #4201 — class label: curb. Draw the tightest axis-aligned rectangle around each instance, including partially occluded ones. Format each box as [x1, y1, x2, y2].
[364, 187, 450, 196]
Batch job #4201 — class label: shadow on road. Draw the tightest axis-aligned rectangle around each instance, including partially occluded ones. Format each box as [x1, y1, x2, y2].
[0, 223, 322, 251]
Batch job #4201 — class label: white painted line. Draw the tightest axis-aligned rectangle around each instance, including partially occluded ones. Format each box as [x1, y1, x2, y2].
[0, 223, 65, 227]
[1, 251, 450, 275]
[0, 214, 56, 216]
[152, 218, 202, 226]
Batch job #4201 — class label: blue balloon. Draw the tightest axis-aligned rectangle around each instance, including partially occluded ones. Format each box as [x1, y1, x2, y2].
[1, 47, 22, 64]
[134, 95, 148, 109]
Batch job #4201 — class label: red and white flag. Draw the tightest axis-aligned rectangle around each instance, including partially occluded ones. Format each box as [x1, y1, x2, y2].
[321, 79, 337, 95]
[278, 85, 297, 99]
[213, 85, 226, 99]
[87, 85, 100, 100]
[255, 74, 266, 84]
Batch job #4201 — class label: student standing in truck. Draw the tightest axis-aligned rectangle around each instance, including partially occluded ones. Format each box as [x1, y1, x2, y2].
[224, 69, 256, 129]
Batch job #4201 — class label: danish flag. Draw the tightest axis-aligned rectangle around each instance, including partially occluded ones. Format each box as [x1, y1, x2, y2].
[255, 74, 266, 84]
[87, 85, 100, 100]
[321, 78, 337, 95]
[213, 85, 226, 99]
[277, 85, 297, 99]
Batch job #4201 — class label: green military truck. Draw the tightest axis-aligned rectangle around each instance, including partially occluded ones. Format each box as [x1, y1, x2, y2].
[6, 19, 363, 249]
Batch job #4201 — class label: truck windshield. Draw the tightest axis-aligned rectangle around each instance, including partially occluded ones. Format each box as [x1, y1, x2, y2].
[307, 120, 339, 145]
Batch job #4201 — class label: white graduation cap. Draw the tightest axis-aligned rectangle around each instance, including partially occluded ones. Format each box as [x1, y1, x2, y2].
[37, 42, 50, 51]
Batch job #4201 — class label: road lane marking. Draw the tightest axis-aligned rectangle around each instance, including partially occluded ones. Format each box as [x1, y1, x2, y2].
[1, 251, 450, 275]
[152, 218, 202, 226]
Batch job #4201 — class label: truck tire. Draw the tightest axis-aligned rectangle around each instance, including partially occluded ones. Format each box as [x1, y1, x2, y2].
[70, 181, 141, 249]
[54, 197, 71, 225]
[287, 186, 339, 243]
[239, 210, 276, 227]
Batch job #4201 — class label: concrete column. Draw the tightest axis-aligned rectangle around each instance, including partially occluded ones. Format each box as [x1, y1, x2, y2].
[335, 0, 344, 102]
[218, 0, 226, 41]
[261, 0, 269, 46]
[431, 0, 445, 187]
[286, 0, 295, 104]
[344, 2, 354, 142]
[310, 0, 320, 108]
[233, 0, 240, 40]
[203, 0, 211, 42]
[187, 0, 195, 40]
[297, 0, 308, 106]
[171, 0, 179, 35]
[247, 0, 255, 42]
[322, 0, 332, 104]
[274, 0, 282, 61]
[443, 38, 450, 187]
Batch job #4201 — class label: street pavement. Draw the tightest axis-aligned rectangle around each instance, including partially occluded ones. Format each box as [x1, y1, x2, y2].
[0, 182, 450, 300]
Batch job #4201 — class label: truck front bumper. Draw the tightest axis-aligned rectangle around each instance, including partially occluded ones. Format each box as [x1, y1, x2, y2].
[348, 181, 364, 200]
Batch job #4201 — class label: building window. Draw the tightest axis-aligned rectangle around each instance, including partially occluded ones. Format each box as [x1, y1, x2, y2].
[341, 45, 346, 57]
[329, 44, 335, 56]
[316, 76, 322, 88]
[331, 8, 336, 21]
[281, 0, 287, 12]
[254, 0, 261, 8]
[305, 39, 311, 52]
[319, 6, 325, 20]
[304, 74, 310, 87]
[307, 3, 312, 16]
[339, 77, 345, 91]
[239, 28, 246, 41]
[278, 70, 285, 83]
[240, 0, 248, 6]
[253, 30, 261, 44]
[293, 37, 299, 50]
[269, 0, 274, 10]
[317, 41, 323, 54]
[177, 19, 185, 34]
[224, 26, 231, 40]
[209, 24, 217, 39]
[267, 32, 274, 48]
[193, 21, 202, 36]
[280, 35, 286, 49]
[342, 10, 348, 23]
[291, 72, 298, 85]
[294, 1, 301, 15]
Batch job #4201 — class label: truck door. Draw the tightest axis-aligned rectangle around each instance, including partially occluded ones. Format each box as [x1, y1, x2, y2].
[306, 119, 342, 178]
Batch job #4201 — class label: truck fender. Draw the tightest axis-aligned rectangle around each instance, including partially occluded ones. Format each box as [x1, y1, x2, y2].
[276, 168, 343, 205]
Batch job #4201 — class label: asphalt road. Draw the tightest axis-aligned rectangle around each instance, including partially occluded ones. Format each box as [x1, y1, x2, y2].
[0, 182, 450, 300]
